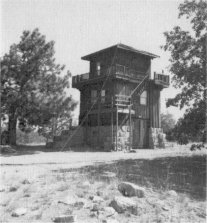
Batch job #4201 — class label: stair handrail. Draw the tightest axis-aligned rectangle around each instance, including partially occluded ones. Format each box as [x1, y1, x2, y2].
[130, 74, 149, 97]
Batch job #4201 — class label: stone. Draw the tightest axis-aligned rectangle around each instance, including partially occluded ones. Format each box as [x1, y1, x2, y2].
[12, 208, 27, 217]
[129, 149, 136, 153]
[24, 194, 30, 198]
[0, 186, 6, 192]
[101, 207, 117, 217]
[81, 181, 91, 188]
[91, 203, 100, 212]
[92, 195, 104, 203]
[58, 195, 85, 208]
[89, 212, 97, 218]
[110, 196, 137, 214]
[167, 190, 177, 197]
[89, 195, 94, 200]
[9, 185, 18, 192]
[52, 215, 77, 223]
[83, 202, 91, 209]
[118, 182, 145, 198]
[22, 179, 30, 184]
[153, 200, 170, 211]
[96, 190, 103, 196]
[102, 219, 119, 223]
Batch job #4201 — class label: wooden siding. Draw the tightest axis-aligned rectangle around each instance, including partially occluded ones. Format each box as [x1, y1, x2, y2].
[115, 80, 150, 119]
[75, 47, 163, 149]
[133, 119, 149, 148]
[149, 82, 161, 128]
[89, 48, 116, 79]
[115, 48, 151, 73]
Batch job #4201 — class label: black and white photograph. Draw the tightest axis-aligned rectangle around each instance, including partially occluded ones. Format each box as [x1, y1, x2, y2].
[0, 0, 206, 222]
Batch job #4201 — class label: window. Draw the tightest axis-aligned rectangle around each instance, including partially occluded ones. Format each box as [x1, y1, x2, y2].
[101, 90, 105, 103]
[91, 90, 97, 103]
[96, 62, 101, 76]
[140, 90, 147, 105]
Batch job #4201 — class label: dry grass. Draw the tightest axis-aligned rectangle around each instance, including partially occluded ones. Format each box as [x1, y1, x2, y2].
[0, 147, 206, 222]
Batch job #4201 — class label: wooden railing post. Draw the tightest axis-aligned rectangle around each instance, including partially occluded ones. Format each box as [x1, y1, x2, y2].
[116, 104, 118, 151]
[129, 98, 132, 150]
[98, 95, 101, 148]
[111, 96, 114, 149]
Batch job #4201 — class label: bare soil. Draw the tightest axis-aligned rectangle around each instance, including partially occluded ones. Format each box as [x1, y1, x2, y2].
[0, 145, 206, 222]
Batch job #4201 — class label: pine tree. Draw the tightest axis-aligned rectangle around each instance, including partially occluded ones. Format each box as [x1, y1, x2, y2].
[1, 28, 76, 145]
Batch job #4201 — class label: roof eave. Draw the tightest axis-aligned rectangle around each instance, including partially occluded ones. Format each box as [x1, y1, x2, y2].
[81, 44, 159, 60]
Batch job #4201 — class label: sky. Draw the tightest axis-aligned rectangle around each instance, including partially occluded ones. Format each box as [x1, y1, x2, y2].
[1, 0, 190, 121]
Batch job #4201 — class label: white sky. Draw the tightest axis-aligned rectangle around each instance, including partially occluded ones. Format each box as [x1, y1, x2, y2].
[1, 0, 189, 121]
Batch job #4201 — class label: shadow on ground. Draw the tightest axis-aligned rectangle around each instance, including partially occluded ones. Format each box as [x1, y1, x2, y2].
[0, 145, 116, 156]
[0, 145, 49, 156]
[55, 155, 206, 201]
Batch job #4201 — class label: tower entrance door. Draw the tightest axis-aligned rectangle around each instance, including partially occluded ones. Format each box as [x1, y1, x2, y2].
[133, 119, 149, 148]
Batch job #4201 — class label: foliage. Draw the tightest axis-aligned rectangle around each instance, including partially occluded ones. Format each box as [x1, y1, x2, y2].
[161, 112, 176, 133]
[38, 112, 73, 141]
[162, 0, 207, 142]
[1, 28, 77, 145]
[190, 143, 205, 151]
[16, 129, 46, 144]
[169, 100, 205, 144]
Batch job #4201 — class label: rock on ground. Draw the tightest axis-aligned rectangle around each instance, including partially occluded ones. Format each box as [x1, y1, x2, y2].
[167, 190, 177, 197]
[118, 182, 145, 198]
[102, 219, 119, 223]
[12, 208, 27, 217]
[98, 206, 118, 220]
[92, 195, 104, 203]
[52, 215, 77, 223]
[0, 186, 6, 192]
[58, 195, 85, 208]
[91, 203, 100, 212]
[9, 185, 19, 192]
[110, 196, 137, 214]
[21, 179, 30, 184]
[102, 207, 117, 217]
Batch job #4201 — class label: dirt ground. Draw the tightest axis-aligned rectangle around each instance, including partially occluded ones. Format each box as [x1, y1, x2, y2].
[0, 145, 206, 222]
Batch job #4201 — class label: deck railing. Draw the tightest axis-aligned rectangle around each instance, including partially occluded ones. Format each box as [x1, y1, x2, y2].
[114, 94, 131, 107]
[72, 66, 170, 88]
[72, 64, 146, 84]
[113, 64, 145, 80]
[154, 72, 170, 87]
[84, 94, 132, 111]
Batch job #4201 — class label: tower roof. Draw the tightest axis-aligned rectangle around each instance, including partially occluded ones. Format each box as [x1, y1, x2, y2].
[81, 43, 159, 61]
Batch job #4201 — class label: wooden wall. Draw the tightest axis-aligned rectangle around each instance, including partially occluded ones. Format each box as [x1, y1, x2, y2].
[115, 80, 150, 119]
[77, 48, 162, 149]
[115, 48, 151, 73]
[88, 47, 151, 79]
[149, 81, 161, 128]
[79, 81, 114, 125]
[89, 48, 116, 78]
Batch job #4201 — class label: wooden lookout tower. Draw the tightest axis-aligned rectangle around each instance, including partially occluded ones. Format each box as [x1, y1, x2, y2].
[72, 44, 170, 150]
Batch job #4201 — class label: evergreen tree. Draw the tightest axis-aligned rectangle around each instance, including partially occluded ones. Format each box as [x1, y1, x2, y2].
[1, 28, 76, 145]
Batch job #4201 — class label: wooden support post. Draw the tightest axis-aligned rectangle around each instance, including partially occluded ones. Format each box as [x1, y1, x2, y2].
[98, 99, 101, 148]
[116, 105, 118, 151]
[129, 99, 132, 150]
[158, 91, 161, 128]
[205, 35, 207, 143]
[86, 112, 88, 145]
[111, 96, 114, 149]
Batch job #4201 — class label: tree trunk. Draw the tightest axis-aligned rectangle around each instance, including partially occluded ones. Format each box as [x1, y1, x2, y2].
[8, 114, 17, 145]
